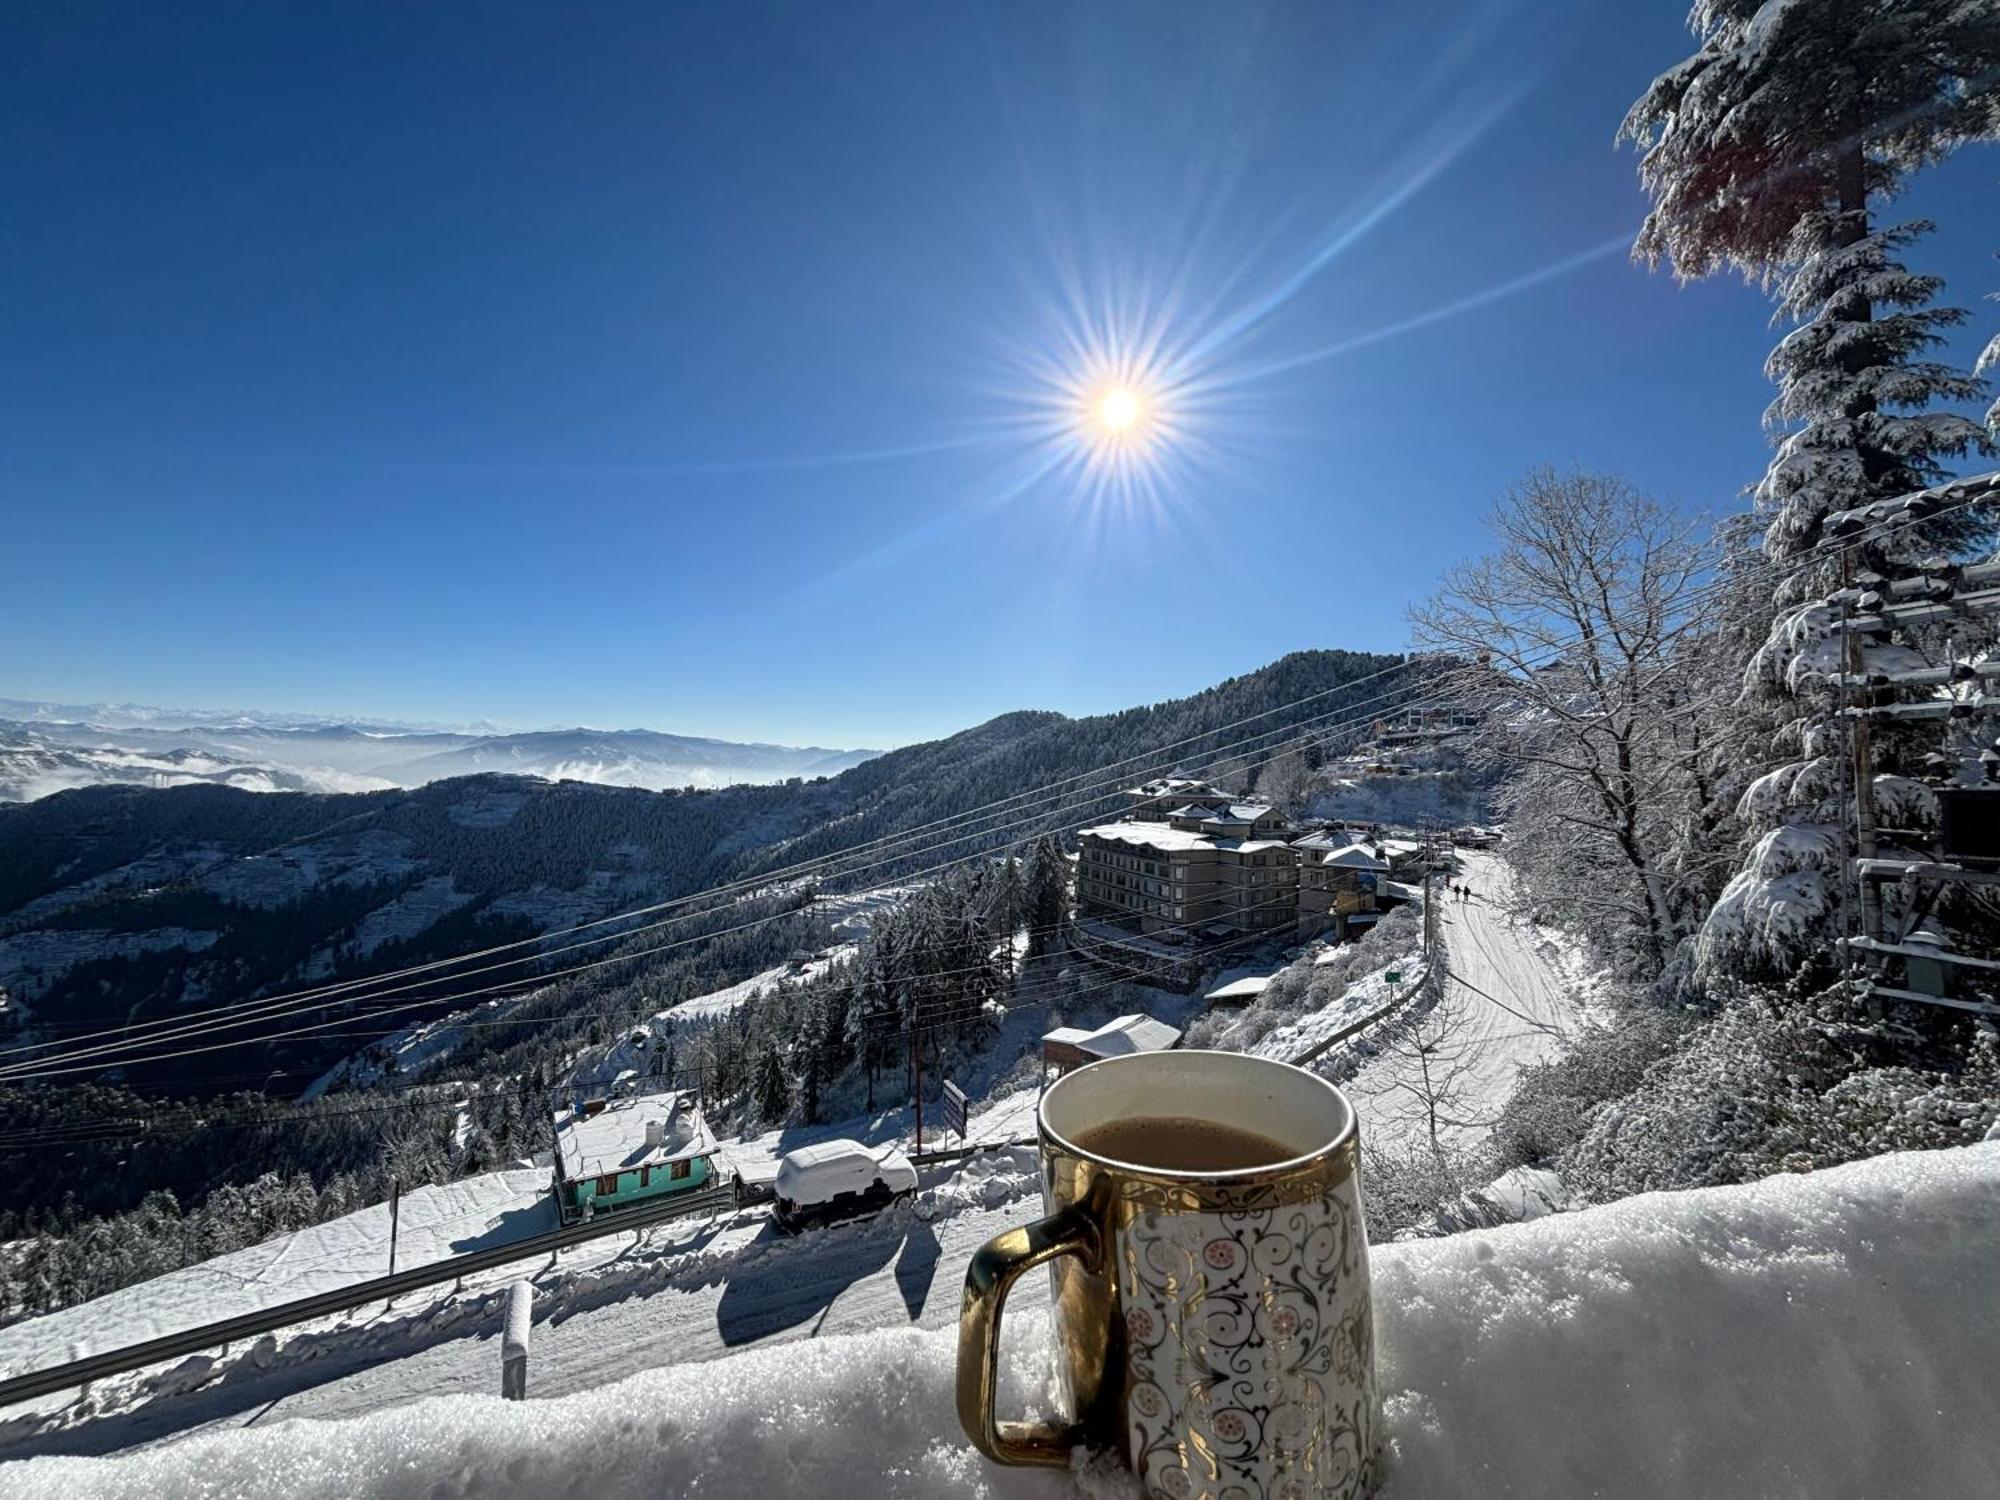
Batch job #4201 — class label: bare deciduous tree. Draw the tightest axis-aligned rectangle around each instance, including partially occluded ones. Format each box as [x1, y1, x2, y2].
[1255, 746, 1311, 818]
[1411, 468, 1723, 976]
[1356, 996, 1485, 1162]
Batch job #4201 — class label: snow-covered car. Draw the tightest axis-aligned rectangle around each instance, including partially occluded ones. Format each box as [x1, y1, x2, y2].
[771, 1140, 918, 1231]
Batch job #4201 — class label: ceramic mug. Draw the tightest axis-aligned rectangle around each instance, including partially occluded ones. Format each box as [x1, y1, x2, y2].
[957, 1049, 1375, 1500]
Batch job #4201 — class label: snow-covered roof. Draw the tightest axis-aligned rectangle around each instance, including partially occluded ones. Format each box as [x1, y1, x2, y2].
[1293, 829, 1368, 851]
[1191, 802, 1279, 826]
[1042, 1012, 1182, 1059]
[1082, 821, 1214, 852]
[555, 1092, 717, 1184]
[1315, 845, 1390, 871]
[1205, 974, 1274, 1003]
[1080, 821, 1291, 856]
[1127, 775, 1224, 799]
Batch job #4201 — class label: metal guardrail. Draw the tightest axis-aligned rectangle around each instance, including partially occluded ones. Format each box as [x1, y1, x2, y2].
[910, 1135, 1035, 1168]
[1284, 958, 1434, 1068]
[0, 1179, 751, 1411]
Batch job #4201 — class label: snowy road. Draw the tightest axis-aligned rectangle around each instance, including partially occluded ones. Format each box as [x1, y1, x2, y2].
[1346, 851, 1578, 1154]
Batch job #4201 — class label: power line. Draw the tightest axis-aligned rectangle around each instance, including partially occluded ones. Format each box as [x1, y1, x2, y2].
[0, 655, 1437, 1063]
[10, 479, 1989, 1088]
[0, 668, 1434, 1075]
[0, 680, 1436, 1081]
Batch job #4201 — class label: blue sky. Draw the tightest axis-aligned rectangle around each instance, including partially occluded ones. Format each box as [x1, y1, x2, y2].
[6, 1, 1998, 749]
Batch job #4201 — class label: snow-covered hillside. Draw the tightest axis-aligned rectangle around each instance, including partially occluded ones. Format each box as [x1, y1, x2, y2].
[0, 725, 397, 802]
[9, 1142, 1994, 1498]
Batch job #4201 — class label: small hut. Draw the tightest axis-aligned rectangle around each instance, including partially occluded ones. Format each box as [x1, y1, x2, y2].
[1041, 1012, 1182, 1083]
[551, 1090, 719, 1226]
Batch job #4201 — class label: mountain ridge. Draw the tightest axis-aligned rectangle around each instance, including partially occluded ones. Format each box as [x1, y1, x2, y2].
[0, 649, 1420, 1093]
[0, 713, 881, 803]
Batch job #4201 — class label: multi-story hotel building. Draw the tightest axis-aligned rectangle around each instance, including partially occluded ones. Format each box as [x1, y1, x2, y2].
[1075, 778, 1393, 944]
[1075, 794, 1298, 938]
[1292, 828, 1391, 940]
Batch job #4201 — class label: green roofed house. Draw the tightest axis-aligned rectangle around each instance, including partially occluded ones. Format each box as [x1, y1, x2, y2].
[551, 1089, 723, 1226]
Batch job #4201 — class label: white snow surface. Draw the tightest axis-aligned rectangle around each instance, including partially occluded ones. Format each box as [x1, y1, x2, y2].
[0, 1171, 556, 1389]
[1343, 853, 1577, 1153]
[11, 1142, 1997, 1498]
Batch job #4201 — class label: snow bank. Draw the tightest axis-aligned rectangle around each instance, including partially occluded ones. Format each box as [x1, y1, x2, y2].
[12, 1143, 1996, 1498]
[0, 1170, 553, 1387]
[1244, 956, 1418, 1062]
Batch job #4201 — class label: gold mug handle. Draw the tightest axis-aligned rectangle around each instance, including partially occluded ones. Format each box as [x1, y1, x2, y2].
[956, 1202, 1103, 1466]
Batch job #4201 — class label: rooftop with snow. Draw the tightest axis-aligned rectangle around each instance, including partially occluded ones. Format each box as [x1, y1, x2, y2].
[553, 1091, 717, 1183]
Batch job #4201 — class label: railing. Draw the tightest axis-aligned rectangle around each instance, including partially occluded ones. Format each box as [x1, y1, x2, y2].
[1283, 960, 1435, 1068]
[0, 1178, 755, 1411]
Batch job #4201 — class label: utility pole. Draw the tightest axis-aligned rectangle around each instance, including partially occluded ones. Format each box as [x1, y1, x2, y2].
[388, 1176, 401, 1276]
[913, 1025, 927, 1152]
[1842, 549, 1884, 942]
[1420, 822, 1440, 958]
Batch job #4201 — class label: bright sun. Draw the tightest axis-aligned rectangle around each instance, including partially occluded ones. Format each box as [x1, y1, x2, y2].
[1097, 386, 1143, 434]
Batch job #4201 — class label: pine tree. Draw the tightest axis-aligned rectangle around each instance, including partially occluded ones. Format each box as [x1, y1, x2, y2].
[753, 1039, 790, 1127]
[797, 989, 830, 1123]
[847, 946, 888, 1110]
[816, 978, 852, 1080]
[1024, 834, 1070, 957]
[995, 855, 1025, 976]
[1624, 0, 2000, 980]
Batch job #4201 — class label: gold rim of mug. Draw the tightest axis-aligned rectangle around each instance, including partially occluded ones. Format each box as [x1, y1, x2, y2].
[1036, 1051, 1360, 1210]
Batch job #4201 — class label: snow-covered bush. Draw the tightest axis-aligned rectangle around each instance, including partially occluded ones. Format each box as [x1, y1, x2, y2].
[1360, 1139, 1489, 1242]
[1558, 982, 2000, 1203]
[1488, 999, 1694, 1174]
[1181, 905, 1421, 1052]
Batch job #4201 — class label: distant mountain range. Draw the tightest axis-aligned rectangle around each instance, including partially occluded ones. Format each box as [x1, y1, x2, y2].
[0, 699, 879, 802]
[0, 650, 1421, 1094]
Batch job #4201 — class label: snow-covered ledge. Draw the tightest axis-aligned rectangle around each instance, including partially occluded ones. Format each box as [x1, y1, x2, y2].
[11, 1144, 1998, 1499]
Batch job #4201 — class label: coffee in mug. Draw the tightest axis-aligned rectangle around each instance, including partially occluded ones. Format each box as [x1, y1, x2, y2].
[957, 1048, 1376, 1499]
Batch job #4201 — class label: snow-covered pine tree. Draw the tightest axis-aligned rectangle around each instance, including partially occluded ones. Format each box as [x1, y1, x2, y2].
[797, 989, 829, 1123]
[1982, 293, 2000, 431]
[815, 976, 852, 1080]
[1623, 0, 1999, 980]
[1024, 834, 1070, 957]
[846, 943, 888, 1110]
[994, 855, 1024, 975]
[753, 1038, 790, 1127]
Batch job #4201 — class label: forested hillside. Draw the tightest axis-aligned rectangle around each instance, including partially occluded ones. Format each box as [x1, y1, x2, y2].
[0, 649, 1415, 1095]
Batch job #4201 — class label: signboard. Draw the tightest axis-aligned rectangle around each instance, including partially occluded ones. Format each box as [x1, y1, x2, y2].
[1385, 970, 1402, 985]
[941, 1080, 969, 1140]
